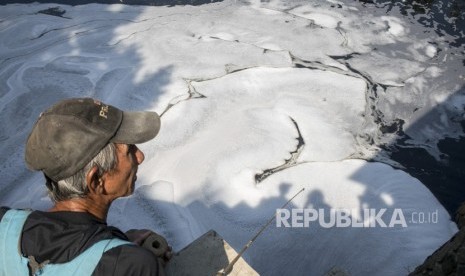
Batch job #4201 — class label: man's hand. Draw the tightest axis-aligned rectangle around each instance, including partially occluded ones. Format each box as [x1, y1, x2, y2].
[125, 229, 173, 265]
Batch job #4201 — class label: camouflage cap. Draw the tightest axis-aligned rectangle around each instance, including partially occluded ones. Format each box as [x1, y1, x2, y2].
[25, 98, 160, 181]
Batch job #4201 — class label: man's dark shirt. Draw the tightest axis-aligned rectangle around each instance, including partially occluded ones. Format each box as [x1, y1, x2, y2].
[0, 207, 160, 275]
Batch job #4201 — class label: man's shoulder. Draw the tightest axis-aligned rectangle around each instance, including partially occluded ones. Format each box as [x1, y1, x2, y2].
[96, 243, 161, 276]
[0, 206, 11, 221]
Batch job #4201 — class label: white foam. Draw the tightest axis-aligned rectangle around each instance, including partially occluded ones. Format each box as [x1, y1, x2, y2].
[382, 16, 407, 37]
[425, 44, 438, 57]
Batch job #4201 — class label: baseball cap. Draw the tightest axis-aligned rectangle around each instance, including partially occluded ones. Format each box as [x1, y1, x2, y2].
[25, 98, 161, 181]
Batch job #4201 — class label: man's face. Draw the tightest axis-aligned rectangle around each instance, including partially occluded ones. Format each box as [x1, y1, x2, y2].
[103, 143, 145, 198]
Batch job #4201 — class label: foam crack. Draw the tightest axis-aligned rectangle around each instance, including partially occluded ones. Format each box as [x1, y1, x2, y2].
[254, 117, 305, 184]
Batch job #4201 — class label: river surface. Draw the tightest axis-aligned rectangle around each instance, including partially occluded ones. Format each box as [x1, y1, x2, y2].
[1, 0, 464, 217]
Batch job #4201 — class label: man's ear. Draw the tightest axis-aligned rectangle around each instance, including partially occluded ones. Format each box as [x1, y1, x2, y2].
[86, 166, 101, 193]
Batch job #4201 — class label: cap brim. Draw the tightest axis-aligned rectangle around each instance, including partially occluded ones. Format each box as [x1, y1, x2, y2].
[111, 111, 161, 144]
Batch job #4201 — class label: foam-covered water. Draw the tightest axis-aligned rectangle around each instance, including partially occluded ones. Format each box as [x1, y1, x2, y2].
[0, 0, 463, 274]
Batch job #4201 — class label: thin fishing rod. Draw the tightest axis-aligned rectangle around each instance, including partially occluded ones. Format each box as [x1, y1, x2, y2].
[217, 187, 305, 276]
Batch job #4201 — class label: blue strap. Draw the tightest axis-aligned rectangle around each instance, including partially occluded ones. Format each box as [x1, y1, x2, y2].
[38, 238, 133, 275]
[0, 209, 133, 276]
[0, 209, 32, 276]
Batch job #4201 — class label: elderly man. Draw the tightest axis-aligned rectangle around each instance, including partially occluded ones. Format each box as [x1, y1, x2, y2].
[0, 98, 167, 275]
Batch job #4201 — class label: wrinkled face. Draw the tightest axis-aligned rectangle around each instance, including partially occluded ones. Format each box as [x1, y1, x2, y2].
[103, 143, 145, 198]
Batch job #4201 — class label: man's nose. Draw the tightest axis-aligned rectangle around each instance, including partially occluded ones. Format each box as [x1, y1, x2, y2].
[134, 146, 145, 164]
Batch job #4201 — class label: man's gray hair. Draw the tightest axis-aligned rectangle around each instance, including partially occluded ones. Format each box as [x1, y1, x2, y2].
[45, 143, 117, 202]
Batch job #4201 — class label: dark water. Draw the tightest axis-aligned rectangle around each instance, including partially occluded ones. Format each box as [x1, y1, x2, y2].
[389, 133, 465, 217]
[351, 0, 465, 218]
[357, 0, 465, 49]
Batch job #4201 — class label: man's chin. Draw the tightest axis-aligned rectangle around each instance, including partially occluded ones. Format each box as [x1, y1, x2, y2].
[130, 180, 136, 194]
[120, 182, 136, 198]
